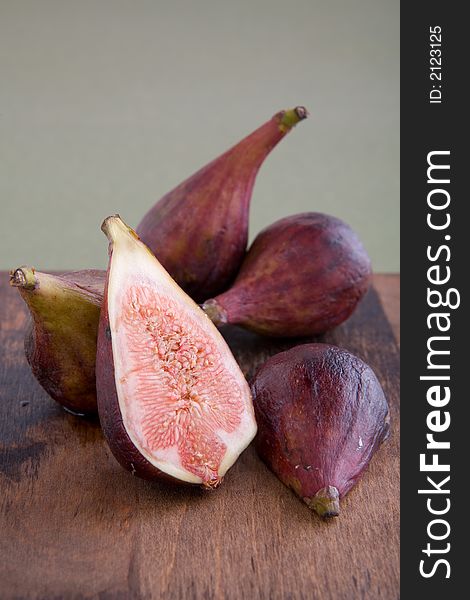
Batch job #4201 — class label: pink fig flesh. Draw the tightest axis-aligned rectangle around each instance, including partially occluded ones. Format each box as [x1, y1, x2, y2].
[136, 107, 308, 302]
[251, 343, 390, 518]
[10, 267, 106, 415]
[96, 216, 257, 487]
[202, 212, 371, 337]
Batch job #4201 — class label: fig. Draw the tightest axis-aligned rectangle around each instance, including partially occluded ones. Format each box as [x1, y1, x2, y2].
[202, 213, 371, 337]
[136, 107, 308, 302]
[10, 267, 106, 415]
[252, 343, 390, 518]
[96, 215, 257, 487]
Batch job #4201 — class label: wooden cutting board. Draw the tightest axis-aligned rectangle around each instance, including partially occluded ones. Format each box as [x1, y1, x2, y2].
[0, 273, 399, 600]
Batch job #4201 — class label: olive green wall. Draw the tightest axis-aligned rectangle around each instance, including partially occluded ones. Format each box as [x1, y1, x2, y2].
[0, 0, 399, 272]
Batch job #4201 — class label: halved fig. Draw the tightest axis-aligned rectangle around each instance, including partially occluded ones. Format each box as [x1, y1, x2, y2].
[96, 215, 257, 488]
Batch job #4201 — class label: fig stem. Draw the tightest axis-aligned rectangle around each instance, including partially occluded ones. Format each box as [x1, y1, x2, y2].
[101, 214, 134, 241]
[201, 299, 228, 327]
[9, 267, 38, 291]
[305, 485, 340, 519]
[278, 106, 309, 132]
[102, 215, 152, 256]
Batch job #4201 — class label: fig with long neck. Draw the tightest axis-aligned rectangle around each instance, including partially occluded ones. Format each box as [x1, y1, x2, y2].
[96, 215, 257, 487]
[252, 344, 390, 518]
[136, 107, 308, 302]
[10, 267, 105, 415]
[202, 213, 371, 337]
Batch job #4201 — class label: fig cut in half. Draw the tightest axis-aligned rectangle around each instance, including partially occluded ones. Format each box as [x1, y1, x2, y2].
[96, 216, 257, 488]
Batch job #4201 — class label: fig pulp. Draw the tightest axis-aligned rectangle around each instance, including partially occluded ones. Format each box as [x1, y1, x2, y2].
[10, 267, 106, 415]
[96, 215, 257, 487]
[136, 107, 308, 302]
[202, 213, 371, 337]
[252, 344, 390, 517]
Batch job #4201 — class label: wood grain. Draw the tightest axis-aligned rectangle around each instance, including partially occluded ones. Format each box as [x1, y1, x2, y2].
[0, 273, 400, 600]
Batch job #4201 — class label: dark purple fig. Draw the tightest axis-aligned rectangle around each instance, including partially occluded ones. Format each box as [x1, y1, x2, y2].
[251, 343, 390, 518]
[202, 213, 372, 337]
[96, 216, 257, 487]
[136, 107, 308, 302]
[10, 267, 106, 415]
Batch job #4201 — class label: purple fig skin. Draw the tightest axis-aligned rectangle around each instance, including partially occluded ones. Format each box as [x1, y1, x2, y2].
[202, 213, 372, 337]
[251, 343, 390, 518]
[10, 267, 106, 415]
[136, 107, 308, 302]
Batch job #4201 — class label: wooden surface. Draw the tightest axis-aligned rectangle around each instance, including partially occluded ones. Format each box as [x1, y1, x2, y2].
[0, 273, 400, 600]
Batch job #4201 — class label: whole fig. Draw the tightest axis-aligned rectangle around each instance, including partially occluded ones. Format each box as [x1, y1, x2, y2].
[252, 343, 390, 517]
[10, 267, 105, 415]
[136, 107, 308, 302]
[202, 212, 371, 337]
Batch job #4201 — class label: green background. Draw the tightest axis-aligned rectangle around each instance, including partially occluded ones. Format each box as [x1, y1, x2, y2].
[0, 0, 399, 272]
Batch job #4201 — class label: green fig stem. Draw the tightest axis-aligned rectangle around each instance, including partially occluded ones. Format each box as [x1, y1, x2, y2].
[305, 486, 340, 519]
[278, 106, 309, 132]
[102, 214, 152, 254]
[102, 214, 134, 241]
[201, 299, 228, 327]
[9, 267, 38, 291]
